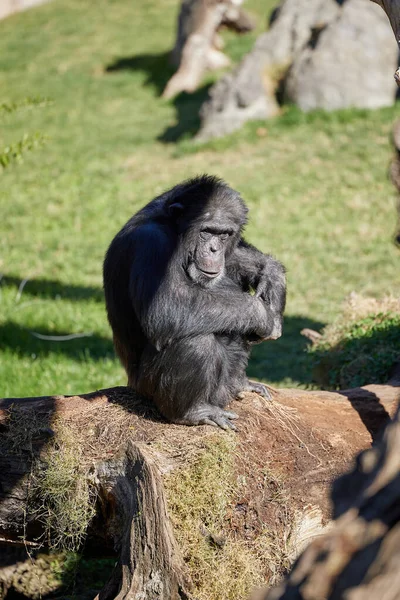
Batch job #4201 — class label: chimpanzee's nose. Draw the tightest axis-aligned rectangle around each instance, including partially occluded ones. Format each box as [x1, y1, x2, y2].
[210, 242, 218, 253]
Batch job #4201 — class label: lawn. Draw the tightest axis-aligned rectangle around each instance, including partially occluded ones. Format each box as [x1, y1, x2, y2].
[1, 0, 399, 398]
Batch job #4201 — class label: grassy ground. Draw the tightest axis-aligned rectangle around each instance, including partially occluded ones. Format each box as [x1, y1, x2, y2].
[309, 294, 400, 389]
[1, 0, 400, 398]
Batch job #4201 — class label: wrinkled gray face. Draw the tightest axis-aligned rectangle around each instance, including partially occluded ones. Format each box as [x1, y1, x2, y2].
[187, 213, 236, 283]
[184, 204, 242, 284]
[193, 229, 231, 278]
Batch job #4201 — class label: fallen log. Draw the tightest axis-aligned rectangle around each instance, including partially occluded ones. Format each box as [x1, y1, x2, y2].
[258, 402, 400, 600]
[0, 380, 399, 599]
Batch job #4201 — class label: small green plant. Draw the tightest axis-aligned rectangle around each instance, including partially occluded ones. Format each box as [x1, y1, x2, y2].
[50, 551, 80, 586]
[310, 305, 400, 389]
[0, 96, 53, 115]
[0, 96, 50, 170]
[0, 132, 48, 168]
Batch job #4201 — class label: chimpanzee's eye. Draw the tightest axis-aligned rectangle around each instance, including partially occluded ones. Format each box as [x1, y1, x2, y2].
[219, 233, 229, 241]
[200, 231, 211, 240]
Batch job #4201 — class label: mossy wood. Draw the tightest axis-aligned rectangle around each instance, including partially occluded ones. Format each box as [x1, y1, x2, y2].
[0, 380, 399, 599]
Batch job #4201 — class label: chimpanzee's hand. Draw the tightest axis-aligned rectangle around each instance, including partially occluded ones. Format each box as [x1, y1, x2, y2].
[254, 272, 271, 303]
[254, 267, 285, 340]
[177, 405, 239, 431]
[237, 380, 272, 400]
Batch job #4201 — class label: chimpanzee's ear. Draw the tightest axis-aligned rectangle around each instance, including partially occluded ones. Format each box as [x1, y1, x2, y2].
[168, 203, 184, 218]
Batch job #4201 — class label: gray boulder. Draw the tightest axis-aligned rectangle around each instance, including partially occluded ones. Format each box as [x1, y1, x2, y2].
[286, 0, 398, 111]
[197, 0, 398, 141]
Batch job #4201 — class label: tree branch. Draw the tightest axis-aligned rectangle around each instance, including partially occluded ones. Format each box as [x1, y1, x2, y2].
[371, 0, 400, 83]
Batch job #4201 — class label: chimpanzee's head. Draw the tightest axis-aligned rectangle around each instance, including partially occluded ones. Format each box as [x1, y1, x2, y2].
[165, 175, 248, 284]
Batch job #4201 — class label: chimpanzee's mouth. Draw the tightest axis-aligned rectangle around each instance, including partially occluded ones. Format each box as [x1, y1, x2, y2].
[199, 268, 220, 278]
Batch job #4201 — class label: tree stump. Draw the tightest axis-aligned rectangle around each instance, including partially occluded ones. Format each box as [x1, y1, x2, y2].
[1, 379, 399, 599]
[162, 0, 255, 100]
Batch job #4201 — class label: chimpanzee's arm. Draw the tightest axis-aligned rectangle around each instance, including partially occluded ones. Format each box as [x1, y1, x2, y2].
[226, 239, 286, 340]
[227, 239, 286, 314]
[129, 226, 271, 350]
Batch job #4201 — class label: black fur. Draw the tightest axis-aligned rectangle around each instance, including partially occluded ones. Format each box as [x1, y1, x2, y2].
[103, 176, 286, 429]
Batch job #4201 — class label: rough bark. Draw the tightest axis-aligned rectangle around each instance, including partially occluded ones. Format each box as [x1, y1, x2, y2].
[372, 0, 400, 83]
[162, 0, 254, 100]
[94, 443, 191, 600]
[1, 380, 399, 598]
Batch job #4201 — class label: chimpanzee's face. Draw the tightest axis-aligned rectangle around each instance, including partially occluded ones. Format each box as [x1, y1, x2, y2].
[166, 188, 247, 285]
[186, 209, 238, 284]
[192, 228, 232, 278]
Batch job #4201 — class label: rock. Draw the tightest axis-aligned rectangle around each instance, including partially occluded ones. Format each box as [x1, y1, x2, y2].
[197, 0, 342, 140]
[285, 0, 398, 112]
[197, 0, 398, 141]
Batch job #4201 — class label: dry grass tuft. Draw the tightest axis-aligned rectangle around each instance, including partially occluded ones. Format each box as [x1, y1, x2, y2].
[259, 396, 300, 432]
[31, 422, 97, 551]
[165, 434, 273, 600]
[320, 292, 400, 347]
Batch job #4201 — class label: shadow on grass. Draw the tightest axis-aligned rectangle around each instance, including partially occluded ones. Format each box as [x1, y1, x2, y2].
[105, 51, 210, 142]
[248, 315, 325, 386]
[311, 319, 400, 390]
[105, 52, 172, 95]
[2, 274, 323, 385]
[1, 274, 103, 303]
[158, 83, 212, 143]
[0, 321, 114, 361]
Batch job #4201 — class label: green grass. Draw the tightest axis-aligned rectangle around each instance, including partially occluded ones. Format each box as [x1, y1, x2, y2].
[312, 313, 400, 389]
[309, 296, 400, 389]
[0, 0, 400, 398]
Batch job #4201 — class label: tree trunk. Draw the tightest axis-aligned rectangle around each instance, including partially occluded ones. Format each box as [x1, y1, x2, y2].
[94, 443, 191, 600]
[1, 380, 399, 599]
[162, 0, 254, 99]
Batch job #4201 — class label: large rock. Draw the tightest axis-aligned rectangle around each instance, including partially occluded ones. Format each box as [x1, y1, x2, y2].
[0, 0, 51, 21]
[197, 0, 398, 141]
[197, 0, 341, 140]
[285, 0, 398, 112]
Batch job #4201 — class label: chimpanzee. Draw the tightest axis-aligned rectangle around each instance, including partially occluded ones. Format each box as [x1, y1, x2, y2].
[103, 176, 286, 429]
